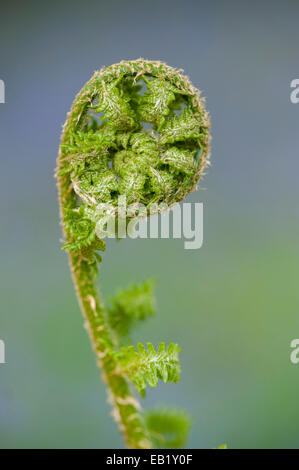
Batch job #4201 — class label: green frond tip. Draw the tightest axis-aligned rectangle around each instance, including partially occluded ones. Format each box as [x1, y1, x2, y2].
[107, 279, 155, 339]
[115, 342, 181, 396]
[145, 408, 191, 449]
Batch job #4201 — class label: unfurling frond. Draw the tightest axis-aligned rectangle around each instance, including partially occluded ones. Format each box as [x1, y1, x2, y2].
[108, 280, 155, 340]
[57, 59, 211, 449]
[115, 342, 181, 396]
[145, 408, 191, 449]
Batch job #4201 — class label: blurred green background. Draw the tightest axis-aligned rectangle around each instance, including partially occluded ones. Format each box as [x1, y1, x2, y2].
[1, 0, 299, 449]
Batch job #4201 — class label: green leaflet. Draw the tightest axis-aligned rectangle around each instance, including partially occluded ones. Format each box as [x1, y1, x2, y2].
[137, 77, 185, 128]
[61, 129, 116, 155]
[62, 206, 105, 250]
[108, 280, 155, 341]
[161, 147, 198, 175]
[159, 108, 204, 144]
[115, 342, 181, 396]
[62, 206, 105, 276]
[91, 75, 137, 131]
[63, 206, 96, 249]
[145, 408, 191, 449]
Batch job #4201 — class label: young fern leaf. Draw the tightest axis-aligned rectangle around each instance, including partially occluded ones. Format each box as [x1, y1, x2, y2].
[115, 342, 181, 396]
[56, 59, 210, 449]
[108, 280, 155, 342]
[145, 408, 191, 449]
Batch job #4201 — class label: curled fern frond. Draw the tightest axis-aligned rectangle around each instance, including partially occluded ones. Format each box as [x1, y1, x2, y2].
[58, 58, 210, 219]
[108, 279, 155, 341]
[115, 342, 181, 396]
[145, 408, 191, 449]
[57, 59, 211, 449]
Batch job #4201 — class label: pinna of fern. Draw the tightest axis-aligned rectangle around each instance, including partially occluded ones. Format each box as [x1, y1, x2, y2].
[56, 59, 210, 448]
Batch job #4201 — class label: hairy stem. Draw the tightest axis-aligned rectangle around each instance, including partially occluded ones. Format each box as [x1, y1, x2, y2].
[57, 174, 151, 450]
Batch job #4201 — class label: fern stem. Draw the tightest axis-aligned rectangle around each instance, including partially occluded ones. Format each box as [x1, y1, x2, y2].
[57, 172, 151, 449]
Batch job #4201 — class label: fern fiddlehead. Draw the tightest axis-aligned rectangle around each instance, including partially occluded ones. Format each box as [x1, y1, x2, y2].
[56, 59, 210, 449]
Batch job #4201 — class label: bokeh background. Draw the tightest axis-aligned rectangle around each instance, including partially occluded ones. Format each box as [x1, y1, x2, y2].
[1, 0, 299, 449]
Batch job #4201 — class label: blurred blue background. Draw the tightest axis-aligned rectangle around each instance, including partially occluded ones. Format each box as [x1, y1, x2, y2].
[0, 0, 299, 448]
